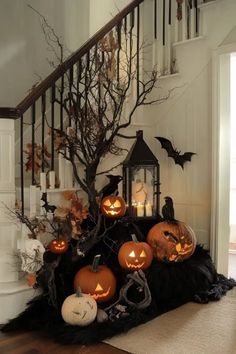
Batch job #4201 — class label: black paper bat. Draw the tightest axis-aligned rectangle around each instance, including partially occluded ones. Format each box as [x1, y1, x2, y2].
[155, 137, 196, 169]
[41, 192, 57, 213]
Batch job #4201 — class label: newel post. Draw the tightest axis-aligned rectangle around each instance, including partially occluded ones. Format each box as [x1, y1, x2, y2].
[0, 119, 19, 282]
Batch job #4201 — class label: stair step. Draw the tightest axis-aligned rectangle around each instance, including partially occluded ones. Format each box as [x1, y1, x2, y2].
[0, 279, 40, 324]
[158, 73, 180, 80]
[198, 0, 219, 9]
[173, 36, 205, 47]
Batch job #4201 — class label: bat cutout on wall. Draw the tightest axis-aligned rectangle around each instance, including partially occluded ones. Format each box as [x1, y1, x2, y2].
[155, 137, 196, 169]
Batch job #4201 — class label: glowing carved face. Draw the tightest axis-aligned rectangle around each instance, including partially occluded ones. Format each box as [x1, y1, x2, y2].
[74, 264, 117, 303]
[101, 196, 126, 219]
[118, 241, 153, 271]
[49, 239, 68, 254]
[89, 283, 111, 301]
[147, 221, 196, 262]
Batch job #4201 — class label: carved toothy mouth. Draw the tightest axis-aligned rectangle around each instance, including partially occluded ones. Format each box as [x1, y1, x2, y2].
[89, 286, 111, 300]
[125, 261, 145, 269]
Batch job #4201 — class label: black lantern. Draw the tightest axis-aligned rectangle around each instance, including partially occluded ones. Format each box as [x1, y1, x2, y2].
[122, 130, 160, 219]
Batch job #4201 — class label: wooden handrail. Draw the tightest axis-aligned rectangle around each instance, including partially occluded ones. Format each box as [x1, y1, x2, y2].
[0, 0, 144, 119]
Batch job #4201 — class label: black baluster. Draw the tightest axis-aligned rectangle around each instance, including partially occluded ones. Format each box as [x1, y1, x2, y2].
[117, 23, 122, 84]
[31, 103, 36, 185]
[130, 10, 134, 29]
[60, 75, 64, 130]
[195, 0, 199, 35]
[169, 0, 172, 25]
[76, 59, 82, 132]
[163, 0, 166, 45]
[51, 84, 55, 171]
[154, 0, 157, 39]
[69, 66, 74, 126]
[20, 115, 24, 215]
[41, 93, 46, 173]
[124, 15, 127, 34]
[137, 6, 140, 97]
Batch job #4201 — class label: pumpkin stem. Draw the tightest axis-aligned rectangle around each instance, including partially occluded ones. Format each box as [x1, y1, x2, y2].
[91, 254, 101, 272]
[76, 287, 83, 297]
[131, 234, 138, 243]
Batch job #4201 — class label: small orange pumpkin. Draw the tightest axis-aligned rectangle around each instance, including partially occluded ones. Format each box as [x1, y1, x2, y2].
[100, 195, 126, 219]
[49, 238, 69, 254]
[118, 235, 153, 271]
[147, 221, 196, 262]
[74, 255, 117, 303]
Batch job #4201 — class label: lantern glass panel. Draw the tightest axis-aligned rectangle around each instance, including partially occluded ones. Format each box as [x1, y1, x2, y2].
[130, 166, 156, 218]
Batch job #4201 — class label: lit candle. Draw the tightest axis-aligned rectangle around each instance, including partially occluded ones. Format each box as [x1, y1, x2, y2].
[49, 170, 55, 189]
[40, 172, 47, 193]
[29, 185, 37, 218]
[145, 202, 152, 217]
[136, 202, 144, 217]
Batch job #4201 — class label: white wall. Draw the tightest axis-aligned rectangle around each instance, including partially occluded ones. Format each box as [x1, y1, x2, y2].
[138, 0, 236, 248]
[0, 0, 130, 107]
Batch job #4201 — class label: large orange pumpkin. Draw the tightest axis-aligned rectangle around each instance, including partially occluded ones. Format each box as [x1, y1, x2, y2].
[147, 221, 196, 262]
[100, 195, 126, 219]
[118, 235, 153, 271]
[74, 255, 117, 303]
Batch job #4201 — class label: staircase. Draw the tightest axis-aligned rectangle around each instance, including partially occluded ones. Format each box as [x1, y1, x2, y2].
[0, 0, 235, 323]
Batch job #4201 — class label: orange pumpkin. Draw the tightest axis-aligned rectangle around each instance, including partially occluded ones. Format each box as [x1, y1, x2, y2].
[74, 255, 117, 303]
[49, 238, 69, 254]
[118, 235, 153, 271]
[100, 195, 126, 219]
[147, 221, 196, 262]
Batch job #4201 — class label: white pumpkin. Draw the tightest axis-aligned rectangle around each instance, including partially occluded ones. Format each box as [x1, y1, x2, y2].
[61, 289, 97, 326]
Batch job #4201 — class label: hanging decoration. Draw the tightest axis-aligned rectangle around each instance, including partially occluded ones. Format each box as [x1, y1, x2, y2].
[147, 220, 196, 262]
[74, 255, 117, 303]
[155, 137, 196, 169]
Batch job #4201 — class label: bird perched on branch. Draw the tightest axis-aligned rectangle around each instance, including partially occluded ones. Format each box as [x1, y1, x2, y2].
[99, 175, 123, 199]
[162, 196, 176, 222]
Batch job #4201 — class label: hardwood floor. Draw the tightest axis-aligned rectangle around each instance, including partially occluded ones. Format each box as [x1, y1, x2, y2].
[0, 330, 130, 354]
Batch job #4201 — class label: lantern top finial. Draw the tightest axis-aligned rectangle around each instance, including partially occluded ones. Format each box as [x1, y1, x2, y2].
[123, 130, 159, 166]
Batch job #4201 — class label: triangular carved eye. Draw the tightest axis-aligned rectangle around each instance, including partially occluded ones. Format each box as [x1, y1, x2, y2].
[140, 250, 146, 258]
[128, 251, 136, 258]
[95, 283, 103, 291]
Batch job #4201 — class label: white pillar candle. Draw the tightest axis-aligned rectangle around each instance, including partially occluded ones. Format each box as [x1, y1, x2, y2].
[49, 170, 55, 189]
[136, 202, 144, 217]
[145, 203, 152, 217]
[58, 153, 65, 189]
[65, 161, 73, 189]
[40, 172, 47, 193]
[29, 185, 37, 218]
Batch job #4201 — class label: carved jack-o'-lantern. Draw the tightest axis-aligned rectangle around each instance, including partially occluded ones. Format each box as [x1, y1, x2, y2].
[61, 288, 97, 326]
[118, 235, 153, 271]
[100, 196, 126, 219]
[74, 255, 117, 303]
[49, 238, 69, 254]
[147, 221, 196, 262]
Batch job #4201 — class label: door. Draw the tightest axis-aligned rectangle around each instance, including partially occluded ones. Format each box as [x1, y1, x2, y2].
[211, 43, 236, 276]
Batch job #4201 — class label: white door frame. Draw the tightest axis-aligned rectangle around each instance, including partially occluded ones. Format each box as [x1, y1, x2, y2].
[211, 42, 236, 276]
